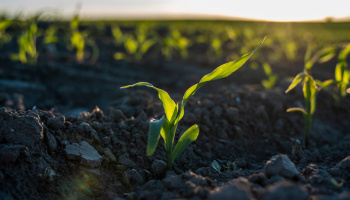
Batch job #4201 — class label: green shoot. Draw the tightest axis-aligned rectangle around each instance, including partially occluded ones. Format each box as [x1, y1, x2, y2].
[304, 44, 336, 74]
[335, 43, 350, 102]
[211, 160, 221, 173]
[43, 26, 58, 44]
[0, 19, 12, 45]
[261, 62, 277, 90]
[11, 17, 38, 65]
[114, 24, 156, 61]
[285, 72, 318, 147]
[121, 38, 265, 168]
[162, 28, 190, 60]
[69, 15, 85, 62]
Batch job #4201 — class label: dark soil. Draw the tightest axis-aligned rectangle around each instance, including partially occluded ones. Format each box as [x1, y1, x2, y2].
[1, 22, 350, 200]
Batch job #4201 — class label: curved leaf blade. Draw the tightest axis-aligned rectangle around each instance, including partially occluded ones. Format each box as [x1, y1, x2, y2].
[175, 37, 266, 124]
[171, 124, 199, 163]
[286, 107, 307, 115]
[147, 116, 165, 156]
[121, 82, 177, 122]
[285, 73, 305, 93]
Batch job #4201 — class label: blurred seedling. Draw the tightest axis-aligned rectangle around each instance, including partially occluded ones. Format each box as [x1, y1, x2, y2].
[285, 72, 318, 147]
[11, 17, 39, 65]
[121, 38, 265, 168]
[69, 14, 99, 63]
[0, 18, 12, 45]
[261, 62, 277, 90]
[304, 44, 336, 74]
[161, 28, 190, 60]
[114, 24, 156, 61]
[321, 43, 350, 103]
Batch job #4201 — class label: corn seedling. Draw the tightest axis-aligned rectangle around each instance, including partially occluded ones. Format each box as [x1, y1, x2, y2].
[285, 72, 318, 147]
[161, 28, 190, 60]
[43, 26, 58, 44]
[121, 38, 265, 168]
[318, 43, 350, 103]
[11, 18, 39, 65]
[261, 62, 277, 90]
[0, 19, 12, 45]
[68, 15, 99, 63]
[114, 24, 155, 61]
[304, 44, 336, 74]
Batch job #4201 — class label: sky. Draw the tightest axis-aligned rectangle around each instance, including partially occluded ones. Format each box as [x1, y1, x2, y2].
[1, 0, 350, 21]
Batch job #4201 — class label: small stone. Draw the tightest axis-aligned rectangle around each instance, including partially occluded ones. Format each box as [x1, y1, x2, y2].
[104, 148, 117, 162]
[202, 99, 215, 109]
[264, 154, 299, 179]
[45, 132, 57, 153]
[80, 122, 101, 142]
[183, 112, 197, 124]
[212, 106, 223, 118]
[47, 116, 65, 130]
[65, 141, 103, 168]
[0, 144, 26, 164]
[210, 177, 252, 200]
[118, 154, 137, 168]
[254, 105, 269, 121]
[151, 160, 167, 178]
[261, 181, 308, 200]
[225, 107, 239, 124]
[125, 169, 145, 185]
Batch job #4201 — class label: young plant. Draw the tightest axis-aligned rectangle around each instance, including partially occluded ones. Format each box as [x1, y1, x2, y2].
[161, 28, 190, 60]
[121, 38, 265, 168]
[11, 17, 39, 65]
[0, 19, 12, 45]
[114, 24, 156, 61]
[318, 43, 350, 103]
[68, 14, 99, 63]
[304, 44, 336, 74]
[211, 160, 221, 173]
[285, 72, 318, 147]
[261, 62, 277, 90]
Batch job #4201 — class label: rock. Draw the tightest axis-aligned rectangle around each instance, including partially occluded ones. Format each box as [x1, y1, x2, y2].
[183, 112, 197, 124]
[65, 141, 103, 168]
[202, 99, 215, 109]
[0, 112, 43, 147]
[337, 156, 350, 170]
[125, 169, 145, 185]
[118, 154, 137, 168]
[80, 122, 101, 142]
[46, 116, 65, 130]
[225, 107, 239, 124]
[0, 144, 26, 164]
[210, 177, 252, 200]
[261, 181, 308, 200]
[264, 154, 299, 179]
[254, 105, 269, 121]
[103, 148, 117, 162]
[151, 160, 167, 178]
[44, 132, 57, 153]
[212, 106, 223, 118]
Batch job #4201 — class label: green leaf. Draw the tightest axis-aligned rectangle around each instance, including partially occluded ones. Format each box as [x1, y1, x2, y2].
[171, 124, 199, 163]
[318, 47, 336, 63]
[120, 82, 178, 122]
[147, 116, 165, 156]
[286, 107, 307, 115]
[211, 160, 221, 173]
[285, 73, 305, 93]
[175, 37, 266, 124]
[303, 76, 317, 115]
[338, 43, 350, 62]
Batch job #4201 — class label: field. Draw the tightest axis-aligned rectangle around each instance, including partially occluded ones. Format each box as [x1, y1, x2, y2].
[1, 17, 350, 199]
